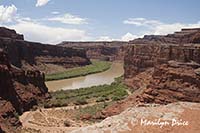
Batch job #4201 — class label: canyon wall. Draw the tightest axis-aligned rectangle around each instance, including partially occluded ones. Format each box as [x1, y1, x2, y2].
[0, 50, 49, 133]
[100, 29, 200, 117]
[124, 44, 200, 79]
[137, 61, 200, 104]
[0, 27, 24, 40]
[60, 28, 200, 62]
[124, 28, 200, 105]
[59, 41, 128, 61]
[125, 28, 200, 80]
[0, 27, 91, 74]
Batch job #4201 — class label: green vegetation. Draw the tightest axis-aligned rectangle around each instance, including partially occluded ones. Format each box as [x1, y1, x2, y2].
[75, 102, 112, 121]
[45, 60, 112, 81]
[43, 77, 128, 108]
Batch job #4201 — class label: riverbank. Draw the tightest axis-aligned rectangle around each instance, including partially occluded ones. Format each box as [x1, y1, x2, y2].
[45, 62, 124, 91]
[45, 60, 111, 81]
[43, 77, 128, 108]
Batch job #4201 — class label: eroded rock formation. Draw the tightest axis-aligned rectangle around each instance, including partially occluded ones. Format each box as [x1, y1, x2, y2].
[137, 61, 200, 104]
[124, 44, 200, 79]
[0, 50, 49, 132]
[124, 30, 200, 105]
[101, 29, 200, 117]
[59, 41, 128, 61]
[0, 27, 24, 40]
[0, 27, 91, 74]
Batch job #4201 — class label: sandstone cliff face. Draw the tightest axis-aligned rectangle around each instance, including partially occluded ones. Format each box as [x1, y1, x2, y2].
[0, 50, 48, 132]
[124, 44, 200, 79]
[101, 47, 200, 118]
[124, 43, 200, 104]
[59, 41, 128, 61]
[137, 61, 200, 104]
[124, 30, 200, 105]
[0, 27, 24, 40]
[102, 29, 200, 117]
[0, 27, 91, 74]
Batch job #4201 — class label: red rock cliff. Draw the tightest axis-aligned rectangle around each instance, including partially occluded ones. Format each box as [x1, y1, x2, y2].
[102, 29, 200, 117]
[0, 27, 24, 40]
[0, 49, 49, 132]
[0, 27, 91, 73]
[124, 44, 200, 79]
[124, 29, 200, 104]
[137, 61, 200, 104]
[59, 41, 128, 61]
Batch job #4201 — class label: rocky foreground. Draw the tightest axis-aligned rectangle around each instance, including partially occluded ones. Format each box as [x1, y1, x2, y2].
[20, 102, 200, 133]
[72, 102, 200, 133]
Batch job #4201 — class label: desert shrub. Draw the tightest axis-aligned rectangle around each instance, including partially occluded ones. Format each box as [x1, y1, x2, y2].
[96, 97, 109, 102]
[64, 120, 71, 127]
[74, 98, 88, 105]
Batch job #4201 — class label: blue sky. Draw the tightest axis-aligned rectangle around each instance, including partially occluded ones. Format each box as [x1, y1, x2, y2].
[0, 0, 200, 44]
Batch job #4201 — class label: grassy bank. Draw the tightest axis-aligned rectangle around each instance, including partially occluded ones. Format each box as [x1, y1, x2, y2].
[43, 77, 128, 108]
[45, 60, 111, 81]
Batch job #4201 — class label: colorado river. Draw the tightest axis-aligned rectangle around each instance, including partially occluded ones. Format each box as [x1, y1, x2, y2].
[46, 62, 124, 91]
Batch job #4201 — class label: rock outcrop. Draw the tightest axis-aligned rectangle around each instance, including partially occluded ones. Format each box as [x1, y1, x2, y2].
[0, 27, 24, 40]
[59, 41, 128, 61]
[137, 61, 200, 104]
[71, 102, 200, 133]
[0, 49, 49, 132]
[124, 43, 200, 79]
[0, 27, 91, 74]
[124, 30, 200, 106]
[20, 102, 200, 133]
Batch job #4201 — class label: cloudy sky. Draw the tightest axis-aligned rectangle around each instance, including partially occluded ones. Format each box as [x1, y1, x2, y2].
[0, 0, 200, 44]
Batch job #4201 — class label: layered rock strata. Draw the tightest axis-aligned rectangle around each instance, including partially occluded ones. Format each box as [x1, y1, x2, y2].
[0, 27, 91, 74]
[0, 50, 49, 132]
[59, 41, 128, 61]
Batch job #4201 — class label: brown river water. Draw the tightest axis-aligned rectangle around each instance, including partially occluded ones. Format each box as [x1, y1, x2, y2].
[46, 62, 124, 91]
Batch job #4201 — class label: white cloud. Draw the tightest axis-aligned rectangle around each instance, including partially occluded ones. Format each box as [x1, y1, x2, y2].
[96, 33, 139, 42]
[36, 0, 50, 7]
[96, 36, 114, 41]
[121, 32, 139, 41]
[152, 22, 200, 35]
[124, 17, 200, 36]
[0, 4, 17, 23]
[8, 20, 89, 44]
[51, 11, 60, 15]
[123, 18, 161, 27]
[0, 6, 90, 44]
[48, 13, 88, 25]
